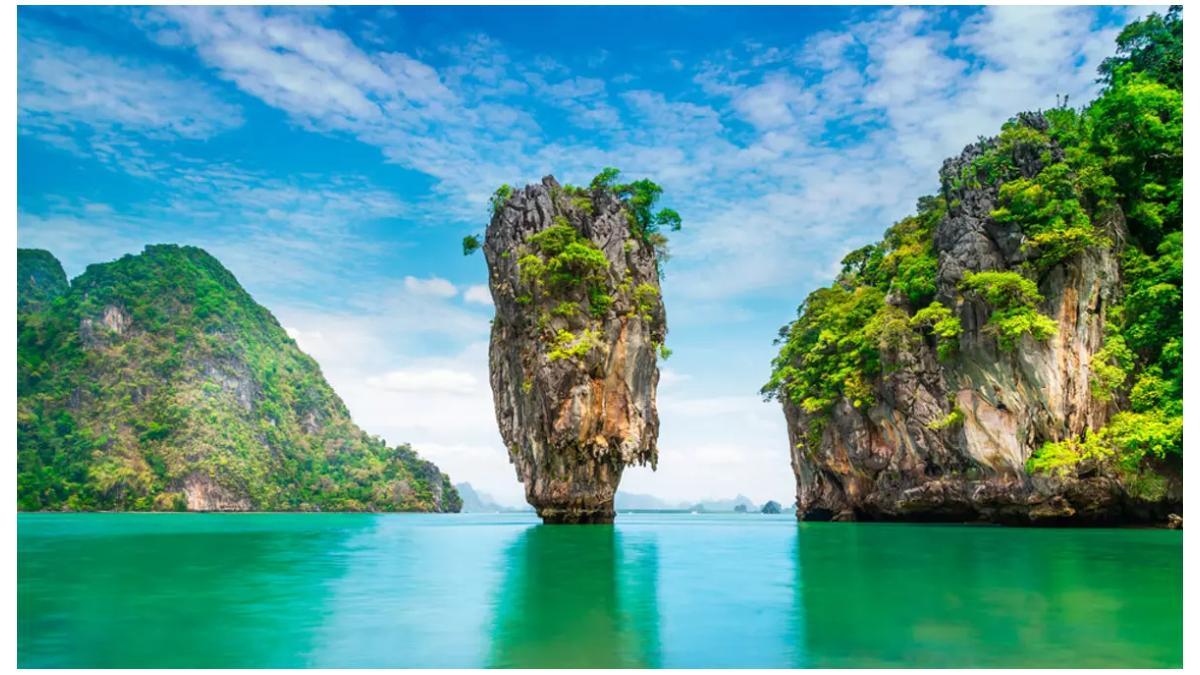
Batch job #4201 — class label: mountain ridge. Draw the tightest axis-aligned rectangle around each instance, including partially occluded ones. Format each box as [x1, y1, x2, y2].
[17, 245, 461, 513]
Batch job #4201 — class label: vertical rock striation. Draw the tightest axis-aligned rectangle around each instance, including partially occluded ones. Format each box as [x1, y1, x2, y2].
[483, 176, 666, 523]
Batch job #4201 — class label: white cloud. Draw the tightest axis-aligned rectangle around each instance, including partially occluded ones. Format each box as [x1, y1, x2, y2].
[145, 6, 452, 126]
[404, 275, 458, 298]
[658, 368, 690, 387]
[19, 36, 243, 143]
[367, 368, 479, 395]
[463, 284, 492, 305]
[731, 75, 814, 130]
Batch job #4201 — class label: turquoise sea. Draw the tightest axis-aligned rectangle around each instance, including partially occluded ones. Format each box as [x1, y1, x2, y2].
[17, 513, 1182, 668]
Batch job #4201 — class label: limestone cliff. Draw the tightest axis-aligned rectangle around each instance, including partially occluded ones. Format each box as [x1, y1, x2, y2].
[482, 175, 668, 523]
[769, 112, 1182, 524]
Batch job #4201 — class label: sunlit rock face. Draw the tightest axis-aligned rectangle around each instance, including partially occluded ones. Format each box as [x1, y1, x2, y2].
[483, 176, 665, 523]
[780, 115, 1181, 524]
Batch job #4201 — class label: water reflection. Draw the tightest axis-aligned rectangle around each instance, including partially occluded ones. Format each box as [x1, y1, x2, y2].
[488, 524, 661, 667]
[18, 514, 1180, 668]
[653, 517, 798, 667]
[18, 514, 373, 668]
[305, 515, 515, 667]
[792, 523, 1182, 667]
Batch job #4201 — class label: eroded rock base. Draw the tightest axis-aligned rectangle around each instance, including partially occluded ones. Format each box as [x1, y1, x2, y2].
[795, 467, 1182, 527]
[537, 505, 616, 524]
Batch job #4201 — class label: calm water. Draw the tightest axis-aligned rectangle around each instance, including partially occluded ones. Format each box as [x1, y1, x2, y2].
[18, 513, 1181, 668]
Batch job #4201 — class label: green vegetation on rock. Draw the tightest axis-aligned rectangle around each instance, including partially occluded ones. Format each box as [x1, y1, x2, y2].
[17, 246, 461, 512]
[473, 168, 680, 363]
[465, 167, 682, 271]
[909, 301, 961, 361]
[763, 196, 947, 420]
[517, 218, 612, 321]
[490, 184, 514, 216]
[958, 271, 1057, 350]
[1026, 7, 1182, 477]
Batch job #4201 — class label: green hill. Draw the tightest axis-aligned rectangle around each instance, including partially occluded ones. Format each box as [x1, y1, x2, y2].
[17, 245, 461, 513]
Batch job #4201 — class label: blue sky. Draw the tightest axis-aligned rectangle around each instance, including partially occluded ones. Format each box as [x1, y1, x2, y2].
[18, 5, 1150, 506]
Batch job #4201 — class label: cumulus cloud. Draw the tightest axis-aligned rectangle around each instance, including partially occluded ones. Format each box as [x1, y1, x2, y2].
[404, 276, 458, 298]
[463, 284, 493, 305]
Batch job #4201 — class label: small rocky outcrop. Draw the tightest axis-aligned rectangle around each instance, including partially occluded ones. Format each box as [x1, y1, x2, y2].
[483, 176, 667, 523]
[774, 114, 1182, 525]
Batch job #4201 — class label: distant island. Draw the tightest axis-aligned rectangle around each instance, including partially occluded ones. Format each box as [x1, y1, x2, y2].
[457, 485, 788, 515]
[455, 483, 532, 513]
[17, 246, 460, 513]
[614, 492, 790, 514]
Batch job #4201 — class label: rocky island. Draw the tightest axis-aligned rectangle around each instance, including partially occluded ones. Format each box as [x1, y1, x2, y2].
[17, 245, 461, 512]
[472, 170, 677, 523]
[765, 10, 1182, 525]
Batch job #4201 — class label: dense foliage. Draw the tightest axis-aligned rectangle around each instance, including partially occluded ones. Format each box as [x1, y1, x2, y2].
[959, 271, 1058, 350]
[517, 217, 613, 320]
[17, 246, 461, 512]
[765, 8, 1183, 479]
[467, 169, 677, 362]
[762, 195, 945, 427]
[17, 249, 68, 314]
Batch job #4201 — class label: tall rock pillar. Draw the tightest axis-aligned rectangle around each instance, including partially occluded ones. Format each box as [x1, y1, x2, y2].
[482, 175, 668, 523]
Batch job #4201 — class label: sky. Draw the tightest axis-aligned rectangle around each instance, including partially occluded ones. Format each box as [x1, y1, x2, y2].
[17, 5, 1154, 507]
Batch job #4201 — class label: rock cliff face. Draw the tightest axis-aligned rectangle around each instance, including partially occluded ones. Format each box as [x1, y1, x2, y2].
[17, 246, 461, 513]
[484, 176, 666, 523]
[777, 115, 1181, 524]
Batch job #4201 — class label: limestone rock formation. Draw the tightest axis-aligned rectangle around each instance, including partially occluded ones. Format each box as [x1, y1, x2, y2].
[483, 176, 667, 523]
[773, 114, 1181, 524]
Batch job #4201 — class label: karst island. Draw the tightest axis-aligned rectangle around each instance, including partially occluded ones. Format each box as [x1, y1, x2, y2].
[465, 170, 678, 523]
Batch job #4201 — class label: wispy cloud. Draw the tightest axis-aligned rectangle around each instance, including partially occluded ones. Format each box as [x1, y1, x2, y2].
[404, 275, 458, 299]
[19, 166, 409, 301]
[18, 34, 242, 173]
